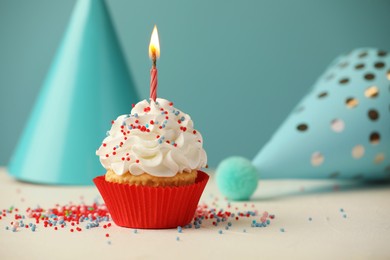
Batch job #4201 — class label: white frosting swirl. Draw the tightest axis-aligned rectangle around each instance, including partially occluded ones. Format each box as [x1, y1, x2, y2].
[96, 98, 207, 177]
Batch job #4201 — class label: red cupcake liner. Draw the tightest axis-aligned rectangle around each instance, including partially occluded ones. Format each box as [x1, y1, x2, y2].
[93, 171, 209, 229]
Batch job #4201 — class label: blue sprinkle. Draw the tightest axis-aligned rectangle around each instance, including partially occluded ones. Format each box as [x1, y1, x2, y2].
[145, 124, 149, 128]
[252, 220, 256, 224]
[31, 226, 36, 232]
[5, 226, 9, 230]
[107, 241, 111, 245]
[106, 131, 110, 136]
[176, 236, 180, 241]
[116, 145, 119, 149]
[180, 117, 185, 121]
[308, 217, 312, 221]
[20, 223, 25, 227]
[175, 111, 180, 116]
[225, 226, 229, 230]
[12, 227, 16, 232]
[128, 125, 133, 129]
[280, 228, 285, 232]
[177, 226, 182, 233]
[155, 121, 159, 124]
[266, 219, 270, 225]
[343, 214, 347, 218]
[340, 208, 344, 212]
[218, 230, 223, 234]
[133, 229, 138, 234]
[243, 229, 246, 233]
[158, 139, 163, 144]
[134, 113, 138, 118]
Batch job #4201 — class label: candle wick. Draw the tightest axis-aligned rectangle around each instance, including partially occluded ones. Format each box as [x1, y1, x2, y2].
[152, 56, 157, 68]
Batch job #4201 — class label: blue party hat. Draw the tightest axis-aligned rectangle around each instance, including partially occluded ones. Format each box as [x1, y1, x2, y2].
[253, 48, 390, 180]
[8, 0, 138, 185]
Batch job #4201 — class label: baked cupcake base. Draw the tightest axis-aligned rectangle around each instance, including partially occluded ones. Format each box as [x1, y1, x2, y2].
[105, 169, 197, 187]
[94, 171, 209, 229]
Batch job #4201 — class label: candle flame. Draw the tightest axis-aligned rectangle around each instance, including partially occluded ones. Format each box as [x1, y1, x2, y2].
[149, 25, 160, 59]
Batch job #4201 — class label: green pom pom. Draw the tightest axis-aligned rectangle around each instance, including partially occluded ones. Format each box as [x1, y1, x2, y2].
[216, 156, 259, 201]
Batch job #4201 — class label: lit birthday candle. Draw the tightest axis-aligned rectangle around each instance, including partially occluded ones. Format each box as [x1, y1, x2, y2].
[149, 25, 160, 101]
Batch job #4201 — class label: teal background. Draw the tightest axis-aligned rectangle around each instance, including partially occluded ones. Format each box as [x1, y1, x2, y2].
[0, 0, 389, 168]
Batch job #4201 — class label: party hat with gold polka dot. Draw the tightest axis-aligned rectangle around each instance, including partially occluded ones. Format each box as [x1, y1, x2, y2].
[253, 48, 390, 180]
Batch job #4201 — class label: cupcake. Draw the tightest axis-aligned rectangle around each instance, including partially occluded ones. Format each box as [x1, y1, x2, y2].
[94, 98, 208, 228]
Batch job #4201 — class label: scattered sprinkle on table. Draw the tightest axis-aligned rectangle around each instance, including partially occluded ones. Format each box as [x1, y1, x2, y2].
[1, 195, 276, 242]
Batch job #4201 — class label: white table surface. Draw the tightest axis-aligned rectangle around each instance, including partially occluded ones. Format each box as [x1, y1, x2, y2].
[1, 167, 390, 260]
